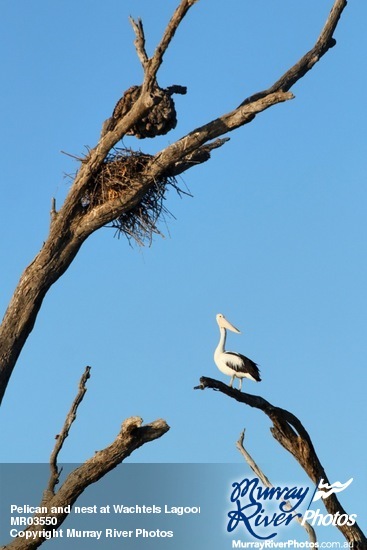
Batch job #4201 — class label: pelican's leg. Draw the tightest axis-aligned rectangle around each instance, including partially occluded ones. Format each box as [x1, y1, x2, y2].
[229, 375, 235, 388]
[238, 378, 243, 392]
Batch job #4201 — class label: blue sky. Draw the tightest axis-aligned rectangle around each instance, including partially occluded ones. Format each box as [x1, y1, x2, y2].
[0, 0, 366, 546]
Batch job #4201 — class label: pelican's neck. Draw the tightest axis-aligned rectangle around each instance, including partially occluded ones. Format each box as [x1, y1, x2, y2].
[215, 327, 227, 356]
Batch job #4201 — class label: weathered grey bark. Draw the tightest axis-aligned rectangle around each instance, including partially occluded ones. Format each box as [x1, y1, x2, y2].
[236, 429, 317, 544]
[1, 367, 169, 550]
[0, 0, 347, 405]
[196, 376, 366, 549]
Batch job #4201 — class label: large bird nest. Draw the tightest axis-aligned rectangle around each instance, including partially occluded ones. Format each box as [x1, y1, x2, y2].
[82, 148, 185, 246]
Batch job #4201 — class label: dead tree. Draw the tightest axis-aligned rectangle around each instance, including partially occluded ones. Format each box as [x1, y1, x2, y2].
[196, 376, 367, 549]
[0, 367, 169, 550]
[0, 0, 348, 404]
[0, 2, 356, 548]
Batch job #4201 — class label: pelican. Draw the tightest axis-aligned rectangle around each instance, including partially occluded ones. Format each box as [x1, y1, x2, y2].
[214, 313, 261, 391]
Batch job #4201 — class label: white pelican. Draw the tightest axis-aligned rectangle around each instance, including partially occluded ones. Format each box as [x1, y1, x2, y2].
[214, 313, 261, 391]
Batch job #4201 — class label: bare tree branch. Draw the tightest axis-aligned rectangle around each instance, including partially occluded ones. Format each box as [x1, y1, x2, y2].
[236, 429, 317, 544]
[47, 366, 91, 496]
[1, 367, 169, 550]
[144, 0, 199, 88]
[167, 137, 230, 177]
[129, 17, 149, 69]
[148, 91, 293, 178]
[195, 376, 366, 548]
[240, 0, 348, 105]
[0, 0, 347, 405]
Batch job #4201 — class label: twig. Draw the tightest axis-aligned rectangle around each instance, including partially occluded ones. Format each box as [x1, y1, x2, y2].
[236, 429, 317, 543]
[129, 17, 149, 69]
[163, 137, 230, 177]
[60, 150, 85, 161]
[50, 197, 57, 226]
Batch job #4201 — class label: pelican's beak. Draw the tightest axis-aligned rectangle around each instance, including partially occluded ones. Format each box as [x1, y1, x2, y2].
[216, 314, 241, 333]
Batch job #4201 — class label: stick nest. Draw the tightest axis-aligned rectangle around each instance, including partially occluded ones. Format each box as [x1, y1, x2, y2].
[82, 148, 184, 246]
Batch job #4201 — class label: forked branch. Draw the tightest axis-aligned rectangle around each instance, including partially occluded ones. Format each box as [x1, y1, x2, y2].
[129, 17, 148, 68]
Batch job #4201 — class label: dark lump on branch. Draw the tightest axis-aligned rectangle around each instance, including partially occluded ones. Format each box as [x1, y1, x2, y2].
[102, 83, 187, 139]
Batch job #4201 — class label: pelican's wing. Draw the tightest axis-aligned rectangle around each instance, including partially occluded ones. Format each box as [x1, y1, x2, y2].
[224, 352, 261, 381]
